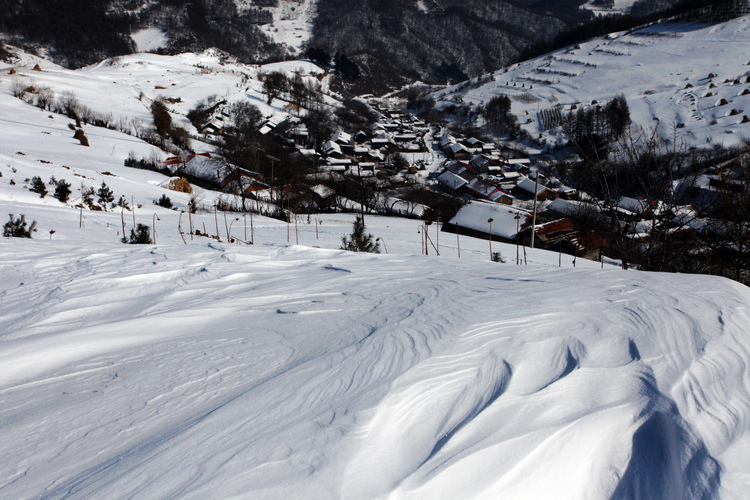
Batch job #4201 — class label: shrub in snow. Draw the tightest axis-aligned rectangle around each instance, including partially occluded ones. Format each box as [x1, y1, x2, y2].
[3, 214, 36, 238]
[54, 180, 71, 203]
[123, 223, 152, 244]
[155, 194, 173, 209]
[341, 216, 380, 253]
[30, 176, 47, 198]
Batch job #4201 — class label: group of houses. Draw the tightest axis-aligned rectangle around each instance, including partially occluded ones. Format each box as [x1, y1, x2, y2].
[434, 133, 609, 260]
[307, 110, 430, 175]
[434, 134, 578, 205]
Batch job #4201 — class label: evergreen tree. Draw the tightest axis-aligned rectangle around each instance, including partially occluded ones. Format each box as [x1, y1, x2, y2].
[124, 223, 152, 244]
[341, 215, 380, 253]
[81, 186, 95, 208]
[3, 214, 36, 238]
[155, 194, 173, 209]
[54, 179, 72, 203]
[30, 176, 48, 198]
[97, 182, 114, 206]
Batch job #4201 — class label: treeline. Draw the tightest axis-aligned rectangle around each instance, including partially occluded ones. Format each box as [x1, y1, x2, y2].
[0, 0, 287, 69]
[0, 0, 133, 67]
[563, 95, 631, 158]
[309, 0, 588, 94]
[519, 0, 749, 62]
[482, 95, 520, 135]
[140, 0, 286, 64]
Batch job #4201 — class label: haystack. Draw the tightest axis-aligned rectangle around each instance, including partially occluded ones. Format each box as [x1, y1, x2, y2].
[168, 177, 193, 193]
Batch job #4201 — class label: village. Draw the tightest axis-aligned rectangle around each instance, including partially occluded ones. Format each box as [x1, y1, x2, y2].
[144, 74, 749, 275]
[151, 95, 617, 265]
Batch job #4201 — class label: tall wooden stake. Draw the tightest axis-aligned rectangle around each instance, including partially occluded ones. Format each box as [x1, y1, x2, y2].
[214, 204, 220, 240]
[530, 174, 539, 249]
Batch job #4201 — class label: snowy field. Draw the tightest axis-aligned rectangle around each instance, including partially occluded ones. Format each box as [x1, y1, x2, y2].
[1, 105, 750, 500]
[2, 26, 750, 498]
[3, 210, 750, 498]
[436, 15, 750, 149]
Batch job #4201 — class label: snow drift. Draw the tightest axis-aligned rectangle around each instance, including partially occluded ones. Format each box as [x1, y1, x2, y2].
[2, 239, 750, 499]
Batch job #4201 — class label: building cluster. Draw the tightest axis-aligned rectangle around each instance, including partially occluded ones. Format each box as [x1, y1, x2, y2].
[307, 110, 431, 176]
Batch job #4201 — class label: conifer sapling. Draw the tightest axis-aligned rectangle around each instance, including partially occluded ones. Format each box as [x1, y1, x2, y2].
[341, 215, 380, 253]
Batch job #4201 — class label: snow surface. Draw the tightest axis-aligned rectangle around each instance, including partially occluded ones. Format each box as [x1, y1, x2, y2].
[2, 41, 750, 500]
[130, 28, 169, 54]
[251, 0, 318, 53]
[436, 15, 750, 149]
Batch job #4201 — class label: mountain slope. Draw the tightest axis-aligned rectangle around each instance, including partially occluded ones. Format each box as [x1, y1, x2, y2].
[434, 14, 750, 148]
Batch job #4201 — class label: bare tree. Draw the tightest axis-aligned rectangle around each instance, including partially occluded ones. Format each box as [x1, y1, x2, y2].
[36, 87, 55, 111]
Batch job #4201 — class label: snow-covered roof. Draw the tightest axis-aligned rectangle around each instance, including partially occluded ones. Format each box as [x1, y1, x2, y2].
[322, 141, 342, 156]
[449, 143, 468, 154]
[311, 184, 336, 198]
[617, 196, 648, 214]
[437, 171, 468, 190]
[466, 178, 501, 199]
[383, 197, 428, 218]
[178, 154, 229, 184]
[438, 135, 456, 148]
[331, 130, 352, 144]
[449, 201, 531, 240]
[547, 198, 594, 216]
[517, 177, 548, 195]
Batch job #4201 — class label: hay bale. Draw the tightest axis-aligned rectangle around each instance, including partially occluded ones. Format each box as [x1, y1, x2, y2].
[729, 109, 740, 116]
[168, 177, 193, 194]
[742, 115, 750, 124]
[9, 68, 16, 75]
[32, 64, 42, 72]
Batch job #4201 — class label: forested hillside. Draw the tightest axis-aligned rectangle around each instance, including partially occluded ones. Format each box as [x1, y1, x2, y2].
[0, 0, 692, 93]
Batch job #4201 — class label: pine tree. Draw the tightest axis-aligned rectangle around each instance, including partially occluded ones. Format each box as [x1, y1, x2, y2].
[97, 182, 114, 206]
[124, 223, 152, 244]
[81, 186, 95, 208]
[30, 176, 48, 198]
[3, 214, 37, 238]
[341, 215, 380, 253]
[54, 179, 72, 203]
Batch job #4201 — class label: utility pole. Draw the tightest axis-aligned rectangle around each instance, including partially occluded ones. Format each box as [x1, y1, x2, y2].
[530, 174, 539, 249]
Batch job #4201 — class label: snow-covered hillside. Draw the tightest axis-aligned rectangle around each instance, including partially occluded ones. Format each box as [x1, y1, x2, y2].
[2, 211, 750, 498]
[435, 15, 750, 149]
[252, 0, 318, 53]
[2, 33, 750, 500]
[0, 47, 328, 152]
